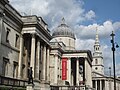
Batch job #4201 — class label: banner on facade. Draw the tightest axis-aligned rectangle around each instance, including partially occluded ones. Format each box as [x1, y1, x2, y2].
[62, 57, 67, 80]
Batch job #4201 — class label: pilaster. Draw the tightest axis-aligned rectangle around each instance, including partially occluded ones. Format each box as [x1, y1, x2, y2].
[46, 47, 50, 82]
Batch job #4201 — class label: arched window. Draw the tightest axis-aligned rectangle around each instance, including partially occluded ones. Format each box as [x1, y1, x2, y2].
[96, 47, 97, 50]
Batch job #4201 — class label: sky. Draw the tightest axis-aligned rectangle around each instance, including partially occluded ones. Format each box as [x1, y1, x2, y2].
[9, 0, 120, 76]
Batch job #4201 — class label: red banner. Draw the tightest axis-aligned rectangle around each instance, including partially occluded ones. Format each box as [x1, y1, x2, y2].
[62, 57, 67, 80]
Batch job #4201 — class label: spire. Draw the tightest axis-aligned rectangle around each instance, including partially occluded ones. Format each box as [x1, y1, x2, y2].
[95, 27, 99, 44]
[94, 27, 101, 52]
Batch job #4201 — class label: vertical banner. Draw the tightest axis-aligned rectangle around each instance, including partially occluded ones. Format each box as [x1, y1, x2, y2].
[62, 57, 67, 80]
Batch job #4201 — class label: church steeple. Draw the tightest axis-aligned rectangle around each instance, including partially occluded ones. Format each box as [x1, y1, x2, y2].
[94, 28, 101, 53]
[95, 27, 99, 44]
[92, 27, 104, 75]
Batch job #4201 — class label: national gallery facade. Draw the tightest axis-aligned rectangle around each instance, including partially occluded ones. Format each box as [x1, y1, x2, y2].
[0, 0, 93, 89]
[1, 0, 120, 90]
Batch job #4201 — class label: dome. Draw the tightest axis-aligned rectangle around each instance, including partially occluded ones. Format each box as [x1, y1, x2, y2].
[52, 18, 75, 39]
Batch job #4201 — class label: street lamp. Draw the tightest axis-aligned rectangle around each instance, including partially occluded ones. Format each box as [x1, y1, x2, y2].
[110, 31, 119, 90]
[109, 67, 111, 90]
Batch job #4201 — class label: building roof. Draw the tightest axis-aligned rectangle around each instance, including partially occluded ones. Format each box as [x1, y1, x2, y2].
[52, 18, 75, 39]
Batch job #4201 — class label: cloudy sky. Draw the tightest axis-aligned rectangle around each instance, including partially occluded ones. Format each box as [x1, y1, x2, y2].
[9, 0, 120, 76]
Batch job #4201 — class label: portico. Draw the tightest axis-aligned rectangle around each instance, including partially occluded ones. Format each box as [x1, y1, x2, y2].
[62, 50, 92, 87]
[17, 16, 52, 89]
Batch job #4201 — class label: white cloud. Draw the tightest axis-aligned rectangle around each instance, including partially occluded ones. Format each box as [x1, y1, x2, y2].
[116, 64, 120, 76]
[85, 10, 96, 20]
[113, 22, 120, 31]
[9, 0, 96, 28]
[74, 20, 120, 40]
[76, 38, 95, 51]
[9, 0, 50, 16]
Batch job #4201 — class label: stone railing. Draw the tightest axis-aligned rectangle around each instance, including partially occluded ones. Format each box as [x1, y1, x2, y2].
[50, 85, 86, 90]
[0, 75, 28, 87]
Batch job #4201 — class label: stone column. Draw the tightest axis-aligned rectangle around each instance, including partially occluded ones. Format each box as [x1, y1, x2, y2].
[85, 58, 91, 86]
[54, 54, 58, 84]
[85, 58, 92, 87]
[76, 58, 79, 86]
[85, 59, 87, 85]
[24, 49, 28, 79]
[46, 47, 50, 82]
[30, 33, 36, 78]
[67, 58, 71, 85]
[95, 80, 97, 90]
[105, 80, 109, 90]
[35, 40, 40, 79]
[40, 45, 43, 80]
[100, 80, 102, 90]
[18, 34, 24, 79]
[42, 45, 47, 80]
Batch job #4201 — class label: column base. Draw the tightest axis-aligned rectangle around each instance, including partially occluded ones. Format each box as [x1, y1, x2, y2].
[26, 84, 34, 90]
[40, 80, 50, 90]
[41, 79, 50, 84]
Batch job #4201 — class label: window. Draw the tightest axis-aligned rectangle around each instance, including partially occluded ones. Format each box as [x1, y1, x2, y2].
[96, 47, 97, 50]
[95, 59, 98, 64]
[6, 31, 9, 42]
[6, 28, 10, 43]
[95, 67, 98, 70]
[15, 34, 19, 47]
[3, 57, 9, 76]
[13, 61, 18, 78]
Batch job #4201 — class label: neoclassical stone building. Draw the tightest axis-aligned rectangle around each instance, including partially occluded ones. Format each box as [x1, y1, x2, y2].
[0, 0, 93, 89]
[50, 18, 93, 89]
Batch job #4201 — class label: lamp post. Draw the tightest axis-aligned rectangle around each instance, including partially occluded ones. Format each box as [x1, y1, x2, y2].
[110, 31, 119, 90]
[109, 67, 111, 90]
